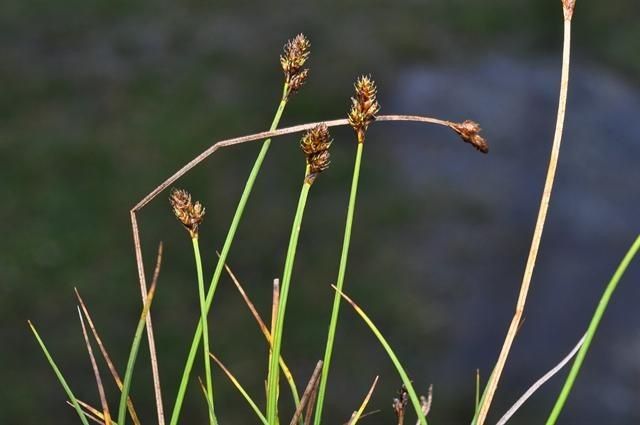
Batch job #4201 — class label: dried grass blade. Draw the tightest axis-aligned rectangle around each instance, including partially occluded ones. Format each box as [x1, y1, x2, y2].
[78, 307, 112, 425]
[348, 375, 379, 425]
[289, 361, 323, 425]
[75, 288, 141, 425]
[496, 334, 585, 425]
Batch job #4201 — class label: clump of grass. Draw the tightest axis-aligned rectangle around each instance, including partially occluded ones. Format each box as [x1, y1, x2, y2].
[32, 7, 638, 424]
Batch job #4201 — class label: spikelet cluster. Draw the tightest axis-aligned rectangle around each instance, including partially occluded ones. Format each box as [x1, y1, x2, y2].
[280, 34, 310, 99]
[562, 0, 576, 20]
[169, 188, 205, 238]
[300, 123, 332, 184]
[451, 120, 489, 153]
[347, 75, 380, 143]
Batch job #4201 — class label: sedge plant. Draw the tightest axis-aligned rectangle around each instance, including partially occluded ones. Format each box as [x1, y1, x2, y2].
[314, 75, 380, 425]
[169, 33, 311, 425]
[266, 123, 333, 424]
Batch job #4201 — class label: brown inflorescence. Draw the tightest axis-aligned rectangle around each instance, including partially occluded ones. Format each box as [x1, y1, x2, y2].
[450, 120, 489, 153]
[281, 34, 310, 99]
[348, 75, 380, 143]
[169, 188, 205, 239]
[562, 0, 576, 20]
[300, 123, 332, 184]
[392, 385, 409, 425]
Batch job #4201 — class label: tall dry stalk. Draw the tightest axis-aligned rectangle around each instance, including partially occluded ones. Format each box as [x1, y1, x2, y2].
[474, 1, 576, 423]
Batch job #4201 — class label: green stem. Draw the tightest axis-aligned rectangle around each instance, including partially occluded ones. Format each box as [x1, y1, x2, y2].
[118, 284, 158, 425]
[193, 238, 217, 425]
[314, 142, 364, 425]
[170, 85, 288, 425]
[545, 234, 640, 425]
[266, 179, 312, 424]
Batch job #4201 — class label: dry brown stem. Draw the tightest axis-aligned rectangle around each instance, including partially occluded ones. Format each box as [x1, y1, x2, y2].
[474, 6, 574, 424]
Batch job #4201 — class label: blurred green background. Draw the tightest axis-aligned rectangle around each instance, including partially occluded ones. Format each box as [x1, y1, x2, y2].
[2, 1, 640, 424]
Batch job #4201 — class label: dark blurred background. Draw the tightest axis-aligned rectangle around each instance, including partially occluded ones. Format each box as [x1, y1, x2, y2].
[2, 1, 640, 424]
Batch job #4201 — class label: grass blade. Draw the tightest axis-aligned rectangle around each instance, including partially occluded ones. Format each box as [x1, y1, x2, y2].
[29, 320, 91, 425]
[348, 375, 379, 425]
[546, 234, 640, 425]
[78, 307, 112, 425]
[197, 377, 217, 421]
[210, 353, 268, 425]
[117, 275, 159, 425]
[222, 256, 302, 418]
[334, 286, 428, 425]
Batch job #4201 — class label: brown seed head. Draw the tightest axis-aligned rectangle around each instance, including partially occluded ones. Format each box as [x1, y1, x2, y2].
[300, 123, 332, 184]
[348, 75, 380, 143]
[281, 34, 310, 99]
[451, 120, 489, 154]
[170, 188, 205, 238]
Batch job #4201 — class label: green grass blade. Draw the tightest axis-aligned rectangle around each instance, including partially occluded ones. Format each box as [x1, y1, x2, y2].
[334, 286, 428, 425]
[545, 234, 640, 425]
[314, 142, 364, 425]
[117, 281, 158, 425]
[170, 88, 288, 425]
[193, 238, 218, 425]
[267, 180, 312, 424]
[29, 321, 91, 425]
[210, 353, 269, 425]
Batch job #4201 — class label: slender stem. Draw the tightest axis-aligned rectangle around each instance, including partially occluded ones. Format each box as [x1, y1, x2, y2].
[192, 238, 218, 424]
[169, 85, 289, 425]
[267, 180, 312, 424]
[314, 142, 364, 425]
[118, 282, 158, 425]
[475, 15, 573, 425]
[546, 235, 640, 425]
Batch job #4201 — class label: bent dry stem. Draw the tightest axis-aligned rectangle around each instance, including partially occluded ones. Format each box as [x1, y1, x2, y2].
[169, 86, 289, 425]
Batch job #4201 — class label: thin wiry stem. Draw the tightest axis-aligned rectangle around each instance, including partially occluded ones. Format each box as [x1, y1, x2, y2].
[496, 334, 585, 425]
[129, 211, 165, 425]
[474, 9, 574, 425]
[78, 307, 112, 425]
